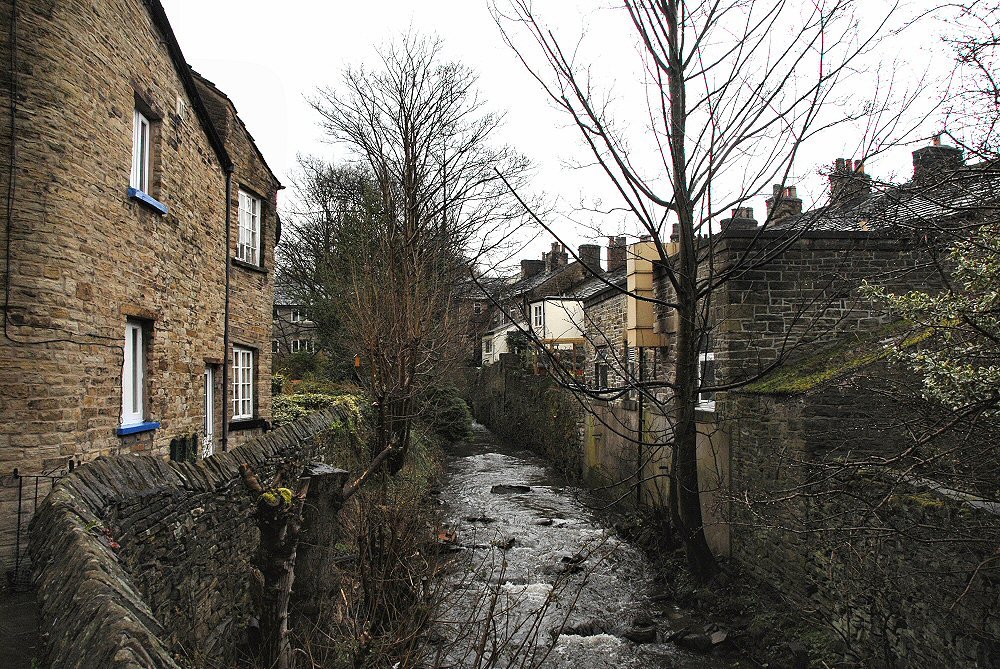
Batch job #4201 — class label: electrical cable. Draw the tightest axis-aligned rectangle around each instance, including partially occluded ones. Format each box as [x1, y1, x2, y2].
[3, 0, 121, 349]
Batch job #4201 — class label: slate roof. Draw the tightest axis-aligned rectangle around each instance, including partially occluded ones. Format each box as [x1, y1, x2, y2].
[503, 262, 580, 298]
[571, 266, 628, 302]
[770, 161, 1000, 234]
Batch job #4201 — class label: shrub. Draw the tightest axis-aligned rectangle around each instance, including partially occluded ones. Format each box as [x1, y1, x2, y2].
[272, 392, 346, 426]
[419, 383, 472, 443]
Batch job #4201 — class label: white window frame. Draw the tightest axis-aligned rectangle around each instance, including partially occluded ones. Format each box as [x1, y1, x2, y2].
[291, 339, 315, 353]
[130, 110, 150, 193]
[291, 308, 305, 323]
[697, 351, 716, 411]
[121, 320, 146, 427]
[237, 189, 262, 265]
[533, 304, 543, 329]
[473, 301, 483, 315]
[272, 340, 280, 353]
[232, 346, 254, 420]
[484, 338, 493, 355]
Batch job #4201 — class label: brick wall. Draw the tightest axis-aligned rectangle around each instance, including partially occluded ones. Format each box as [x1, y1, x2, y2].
[28, 407, 354, 668]
[0, 0, 278, 567]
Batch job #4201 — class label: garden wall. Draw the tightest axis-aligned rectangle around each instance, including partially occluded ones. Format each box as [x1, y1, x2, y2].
[28, 405, 359, 669]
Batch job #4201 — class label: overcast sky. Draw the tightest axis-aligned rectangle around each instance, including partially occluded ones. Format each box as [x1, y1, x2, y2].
[161, 0, 957, 261]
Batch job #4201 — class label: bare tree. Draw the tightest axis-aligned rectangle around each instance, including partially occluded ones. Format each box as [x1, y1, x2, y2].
[494, 0, 927, 580]
[296, 34, 530, 472]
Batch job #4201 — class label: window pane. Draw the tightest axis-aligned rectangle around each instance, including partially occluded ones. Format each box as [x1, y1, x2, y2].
[131, 111, 150, 192]
[131, 327, 139, 413]
[699, 356, 716, 403]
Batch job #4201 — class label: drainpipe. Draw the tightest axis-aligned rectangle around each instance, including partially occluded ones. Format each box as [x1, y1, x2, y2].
[637, 347, 644, 506]
[221, 166, 233, 451]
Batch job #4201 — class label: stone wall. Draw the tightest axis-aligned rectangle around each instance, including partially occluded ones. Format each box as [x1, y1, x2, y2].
[727, 379, 1000, 667]
[581, 290, 627, 388]
[0, 0, 278, 569]
[468, 355, 584, 480]
[28, 407, 355, 669]
[650, 231, 941, 394]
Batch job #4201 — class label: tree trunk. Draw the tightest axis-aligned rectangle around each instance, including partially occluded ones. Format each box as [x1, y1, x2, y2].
[256, 501, 302, 669]
[293, 464, 350, 619]
[666, 0, 719, 583]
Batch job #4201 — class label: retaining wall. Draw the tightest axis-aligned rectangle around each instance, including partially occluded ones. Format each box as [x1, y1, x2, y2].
[728, 384, 1000, 668]
[28, 406, 356, 669]
[468, 355, 584, 480]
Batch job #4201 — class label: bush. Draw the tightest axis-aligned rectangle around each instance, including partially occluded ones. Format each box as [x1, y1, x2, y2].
[272, 392, 347, 426]
[419, 383, 472, 443]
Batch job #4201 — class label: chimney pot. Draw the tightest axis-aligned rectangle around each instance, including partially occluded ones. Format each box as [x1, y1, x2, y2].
[606, 236, 627, 272]
[765, 183, 803, 224]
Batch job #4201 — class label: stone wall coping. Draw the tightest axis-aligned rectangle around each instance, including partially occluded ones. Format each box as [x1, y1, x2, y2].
[29, 407, 347, 668]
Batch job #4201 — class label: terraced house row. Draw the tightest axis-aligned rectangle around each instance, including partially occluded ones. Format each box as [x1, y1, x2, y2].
[0, 0, 281, 574]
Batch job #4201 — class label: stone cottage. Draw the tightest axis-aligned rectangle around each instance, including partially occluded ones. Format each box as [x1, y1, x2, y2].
[481, 240, 605, 365]
[0, 0, 281, 574]
[272, 282, 319, 357]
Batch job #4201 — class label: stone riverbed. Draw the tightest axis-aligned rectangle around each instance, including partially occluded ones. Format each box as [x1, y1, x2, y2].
[431, 423, 746, 669]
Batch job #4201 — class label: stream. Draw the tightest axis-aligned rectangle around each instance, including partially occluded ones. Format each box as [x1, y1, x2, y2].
[433, 423, 742, 669]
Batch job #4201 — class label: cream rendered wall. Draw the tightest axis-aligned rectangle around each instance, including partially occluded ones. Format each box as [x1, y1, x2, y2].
[535, 299, 584, 342]
[482, 324, 517, 365]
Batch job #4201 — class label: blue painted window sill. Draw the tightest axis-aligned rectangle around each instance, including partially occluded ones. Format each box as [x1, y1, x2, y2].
[116, 421, 160, 436]
[127, 188, 168, 215]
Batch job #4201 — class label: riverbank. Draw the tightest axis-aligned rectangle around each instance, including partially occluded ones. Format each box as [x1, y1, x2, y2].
[614, 507, 843, 669]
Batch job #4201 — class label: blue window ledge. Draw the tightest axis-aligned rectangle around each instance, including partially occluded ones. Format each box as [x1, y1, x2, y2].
[127, 188, 168, 215]
[116, 421, 160, 436]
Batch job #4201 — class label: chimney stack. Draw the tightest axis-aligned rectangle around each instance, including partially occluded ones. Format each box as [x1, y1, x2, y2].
[578, 244, 602, 273]
[765, 184, 803, 225]
[542, 242, 568, 272]
[520, 259, 545, 280]
[607, 236, 627, 273]
[720, 207, 759, 232]
[829, 158, 871, 205]
[912, 135, 964, 181]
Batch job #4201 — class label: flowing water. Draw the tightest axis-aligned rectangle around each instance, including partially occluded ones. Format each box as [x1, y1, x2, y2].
[433, 424, 741, 669]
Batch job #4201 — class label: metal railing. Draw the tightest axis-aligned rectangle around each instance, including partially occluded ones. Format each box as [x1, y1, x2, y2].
[4, 467, 67, 590]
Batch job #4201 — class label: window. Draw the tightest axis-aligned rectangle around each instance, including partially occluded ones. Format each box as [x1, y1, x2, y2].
[697, 352, 716, 411]
[237, 190, 262, 265]
[533, 304, 543, 328]
[130, 110, 150, 193]
[291, 308, 306, 323]
[473, 301, 483, 315]
[232, 346, 254, 420]
[594, 346, 610, 389]
[291, 339, 315, 353]
[484, 338, 493, 355]
[626, 345, 637, 400]
[272, 340, 280, 354]
[121, 320, 147, 427]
